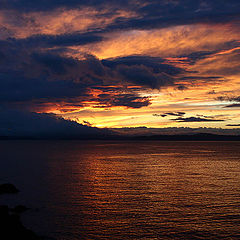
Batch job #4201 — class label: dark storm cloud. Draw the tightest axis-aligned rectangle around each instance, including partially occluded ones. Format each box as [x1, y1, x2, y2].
[101, 0, 240, 32]
[176, 85, 188, 91]
[0, 0, 132, 12]
[0, 43, 102, 109]
[96, 93, 151, 109]
[0, 28, 230, 112]
[208, 90, 216, 95]
[0, 48, 103, 107]
[19, 33, 104, 47]
[0, 0, 239, 134]
[224, 104, 240, 108]
[102, 56, 183, 89]
[217, 96, 240, 108]
[153, 114, 168, 117]
[0, 109, 108, 138]
[153, 112, 186, 117]
[166, 112, 186, 117]
[179, 76, 223, 84]
[218, 96, 240, 102]
[0, 40, 185, 110]
[0, 72, 89, 102]
[102, 56, 182, 75]
[172, 117, 225, 122]
[226, 124, 240, 127]
[1, 1, 240, 31]
[115, 65, 175, 89]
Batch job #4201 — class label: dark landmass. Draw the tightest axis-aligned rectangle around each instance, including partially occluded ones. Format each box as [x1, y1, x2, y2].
[131, 133, 240, 141]
[0, 135, 111, 140]
[1, 133, 240, 141]
[0, 205, 40, 240]
[0, 183, 19, 194]
[0, 183, 50, 240]
[111, 126, 240, 137]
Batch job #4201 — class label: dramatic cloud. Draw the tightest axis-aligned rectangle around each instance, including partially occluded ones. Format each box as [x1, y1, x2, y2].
[226, 124, 240, 127]
[172, 117, 225, 122]
[224, 104, 240, 108]
[1, 0, 240, 129]
[0, 109, 109, 138]
[0, 40, 185, 111]
[18, 33, 104, 47]
[102, 56, 181, 75]
[0, 0, 133, 12]
[95, 93, 151, 109]
[1, 0, 240, 20]
[217, 96, 240, 108]
[153, 112, 185, 117]
[217, 96, 240, 102]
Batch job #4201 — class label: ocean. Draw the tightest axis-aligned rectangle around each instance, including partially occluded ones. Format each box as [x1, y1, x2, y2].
[0, 140, 240, 239]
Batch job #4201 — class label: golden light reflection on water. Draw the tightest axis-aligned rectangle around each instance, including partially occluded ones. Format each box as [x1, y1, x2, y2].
[44, 141, 240, 239]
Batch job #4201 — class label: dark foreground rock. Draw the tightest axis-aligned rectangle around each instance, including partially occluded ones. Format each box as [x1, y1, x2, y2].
[0, 183, 47, 239]
[0, 183, 19, 194]
[0, 205, 41, 240]
[11, 205, 29, 214]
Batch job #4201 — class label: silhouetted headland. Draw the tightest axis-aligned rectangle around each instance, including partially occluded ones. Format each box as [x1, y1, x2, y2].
[0, 183, 51, 240]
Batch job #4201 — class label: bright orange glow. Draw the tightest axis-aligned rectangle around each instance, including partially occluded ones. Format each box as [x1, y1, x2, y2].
[3, 12, 239, 129]
[71, 24, 240, 59]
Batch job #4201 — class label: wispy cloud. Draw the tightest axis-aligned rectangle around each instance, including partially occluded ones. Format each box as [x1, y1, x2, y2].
[153, 112, 185, 117]
[172, 116, 225, 122]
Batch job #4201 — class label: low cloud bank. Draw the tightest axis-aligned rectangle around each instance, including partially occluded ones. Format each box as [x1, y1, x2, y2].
[0, 109, 109, 138]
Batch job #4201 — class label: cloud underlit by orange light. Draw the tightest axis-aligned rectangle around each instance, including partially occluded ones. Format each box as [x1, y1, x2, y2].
[1, 0, 240, 130]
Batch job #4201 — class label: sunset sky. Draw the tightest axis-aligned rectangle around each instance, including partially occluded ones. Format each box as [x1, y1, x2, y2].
[1, 0, 240, 133]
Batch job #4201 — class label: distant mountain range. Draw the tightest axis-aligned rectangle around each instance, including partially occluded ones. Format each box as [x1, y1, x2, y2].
[1, 132, 240, 141]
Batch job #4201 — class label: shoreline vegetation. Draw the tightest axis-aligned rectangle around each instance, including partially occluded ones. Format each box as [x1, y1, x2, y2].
[0, 183, 51, 240]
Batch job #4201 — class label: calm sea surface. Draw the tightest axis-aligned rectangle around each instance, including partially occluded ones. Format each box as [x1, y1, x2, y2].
[0, 141, 240, 239]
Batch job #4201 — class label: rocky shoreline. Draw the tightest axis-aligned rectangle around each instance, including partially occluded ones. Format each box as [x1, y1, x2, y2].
[0, 183, 48, 240]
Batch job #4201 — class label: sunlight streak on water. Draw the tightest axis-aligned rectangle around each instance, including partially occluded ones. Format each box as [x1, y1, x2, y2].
[0, 141, 240, 239]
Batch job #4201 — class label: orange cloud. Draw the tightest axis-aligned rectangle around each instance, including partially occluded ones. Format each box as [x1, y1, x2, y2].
[72, 23, 240, 59]
[0, 8, 137, 39]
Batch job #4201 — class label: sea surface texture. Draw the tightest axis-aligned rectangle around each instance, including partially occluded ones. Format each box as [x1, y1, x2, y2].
[0, 141, 240, 239]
